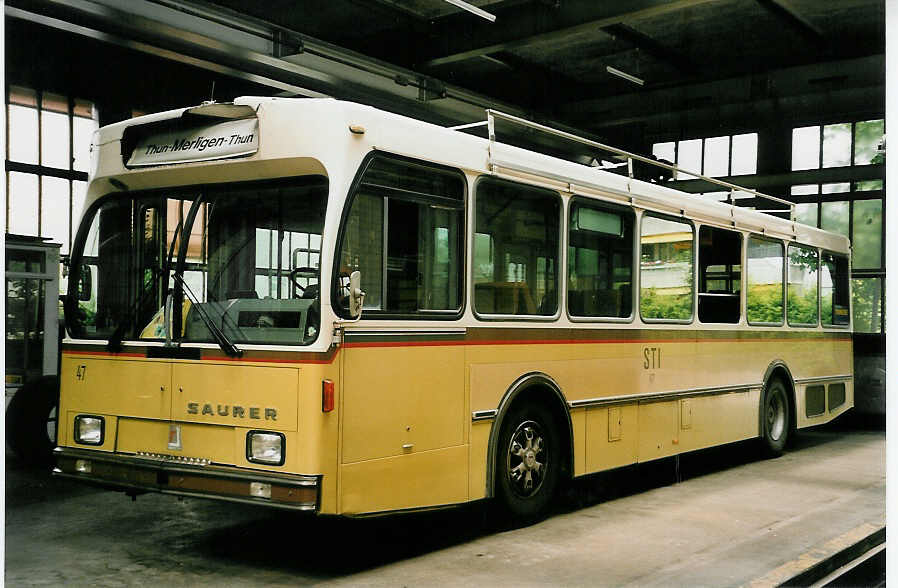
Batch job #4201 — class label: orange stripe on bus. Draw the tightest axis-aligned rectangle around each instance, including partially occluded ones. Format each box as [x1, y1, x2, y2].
[63, 335, 849, 360]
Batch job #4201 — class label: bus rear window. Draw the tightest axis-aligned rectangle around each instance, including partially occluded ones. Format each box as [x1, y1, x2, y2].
[821, 252, 850, 326]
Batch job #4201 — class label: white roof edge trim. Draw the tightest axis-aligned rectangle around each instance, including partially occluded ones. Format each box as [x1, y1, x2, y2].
[92, 97, 851, 256]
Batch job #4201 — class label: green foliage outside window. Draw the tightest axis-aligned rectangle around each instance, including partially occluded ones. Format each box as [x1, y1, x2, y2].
[746, 284, 783, 323]
[852, 278, 882, 333]
[640, 287, 692, 320]
[787, 245, 818, 326]
[787, 288, 818, 325]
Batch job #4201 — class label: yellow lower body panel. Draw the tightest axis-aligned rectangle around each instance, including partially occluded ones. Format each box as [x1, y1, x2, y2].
[677, 390, 759, 453]
[116, 418, 237, 464]
[340, 445, 468, 515]
[585, 405, 639, 472]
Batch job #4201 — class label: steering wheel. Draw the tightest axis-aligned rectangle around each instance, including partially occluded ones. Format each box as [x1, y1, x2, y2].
[288, 267, 318, 298]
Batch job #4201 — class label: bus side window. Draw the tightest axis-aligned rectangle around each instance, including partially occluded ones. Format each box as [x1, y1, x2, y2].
[697, 226, 741, 323]
[821, 252, 850, 326]
[567, 200, 633, 319]
[787, 244, 819, 326]
[639, 214, 694, 321]
[746, 236, 784, 325]
[473, 178, 560, 317]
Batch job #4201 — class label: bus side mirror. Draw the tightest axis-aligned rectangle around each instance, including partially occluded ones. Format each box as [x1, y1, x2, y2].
[78, 266, 93, 302]
[348, 270, 365, 318]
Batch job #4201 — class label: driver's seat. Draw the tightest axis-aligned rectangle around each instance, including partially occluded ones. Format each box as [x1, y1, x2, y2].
[301, 284, 319, 300]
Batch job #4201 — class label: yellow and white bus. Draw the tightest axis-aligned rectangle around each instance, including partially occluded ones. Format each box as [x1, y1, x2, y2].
[56, 98, 853, 521]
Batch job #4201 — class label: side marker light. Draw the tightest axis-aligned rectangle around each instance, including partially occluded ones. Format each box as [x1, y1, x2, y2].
[322, 379, 335, 413]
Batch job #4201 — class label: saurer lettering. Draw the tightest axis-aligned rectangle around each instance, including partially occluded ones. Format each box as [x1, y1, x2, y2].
[186, 402, 277, 420]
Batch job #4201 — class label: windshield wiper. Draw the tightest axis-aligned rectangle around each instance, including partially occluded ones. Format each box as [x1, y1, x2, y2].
[171, 271, 242, 358]
[169, 195, 242, 358]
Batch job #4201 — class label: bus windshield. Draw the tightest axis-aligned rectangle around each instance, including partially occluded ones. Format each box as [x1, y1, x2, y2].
[66, 176, 328, 347]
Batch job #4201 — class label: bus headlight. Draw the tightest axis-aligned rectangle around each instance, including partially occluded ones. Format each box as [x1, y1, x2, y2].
[246, 431, 285, 466]
[74, 415, 105, 445]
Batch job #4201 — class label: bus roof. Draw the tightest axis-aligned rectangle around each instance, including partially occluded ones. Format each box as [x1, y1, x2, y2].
[94, 96, 850, 256]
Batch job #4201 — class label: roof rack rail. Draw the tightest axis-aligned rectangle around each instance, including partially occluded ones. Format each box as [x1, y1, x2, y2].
[468, 109, 794, 218]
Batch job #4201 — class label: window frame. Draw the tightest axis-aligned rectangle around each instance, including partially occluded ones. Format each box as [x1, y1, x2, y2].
[788, 117, 884, 333]
[820, 250, 851, 330]
[471, 175, 563, 322]
[66, 176, 330, 344]
[638, 211, 696, 325]
[652, 131, 759, 180]
[5, 85, 96, 254]
[745, 235, 786, 327]
[696, 224, 743, 325]
[786, 243, 820, 328]
[566, 196, 636, 324]
[331, 151, 468, 321]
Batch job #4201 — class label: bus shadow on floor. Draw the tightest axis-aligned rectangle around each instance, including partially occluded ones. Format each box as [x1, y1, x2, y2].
[193, 427, 853, 577]
[195, 502, 493, 578]
[560, 426, 851, 512]
[5, 453, 102, 508]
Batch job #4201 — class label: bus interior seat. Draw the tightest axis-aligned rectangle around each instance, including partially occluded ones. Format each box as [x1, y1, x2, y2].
[698, 293, 740, 323]
[475, 282, 535, 314]
[568, 291, 584, 315]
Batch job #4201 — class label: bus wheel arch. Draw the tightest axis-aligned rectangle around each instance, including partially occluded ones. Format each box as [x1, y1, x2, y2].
[486, 373, 572, 522]
[760, 362, 796, 456]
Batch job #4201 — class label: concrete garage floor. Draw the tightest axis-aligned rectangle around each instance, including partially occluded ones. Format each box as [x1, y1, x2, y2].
[5, 422, 884, 586]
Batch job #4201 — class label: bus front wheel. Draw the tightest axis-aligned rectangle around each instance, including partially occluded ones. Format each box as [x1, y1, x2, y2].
[494, 402, 561, 524]
[6, 375, 58, 465]
[760, 378, 790, 456]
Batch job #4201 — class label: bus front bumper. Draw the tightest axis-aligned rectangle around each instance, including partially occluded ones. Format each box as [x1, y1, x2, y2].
[53, 447, 320, 512]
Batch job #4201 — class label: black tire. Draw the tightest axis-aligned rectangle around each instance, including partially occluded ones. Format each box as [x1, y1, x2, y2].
[760, 377, 790, 457]
[5, 375, 59, 465]
[494, 402, 562, 525]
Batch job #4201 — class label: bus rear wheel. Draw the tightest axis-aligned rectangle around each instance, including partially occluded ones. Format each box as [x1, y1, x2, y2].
[494, 403, 561, 525]
[760, 378, 790, 457]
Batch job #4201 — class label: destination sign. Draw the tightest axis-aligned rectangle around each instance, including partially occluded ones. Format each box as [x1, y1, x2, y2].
[127, 117, 259, 167]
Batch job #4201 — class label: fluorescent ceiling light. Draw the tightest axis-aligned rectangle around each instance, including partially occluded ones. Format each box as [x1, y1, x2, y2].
[606, 65, 644, 86]
[443, 0, 497, 22]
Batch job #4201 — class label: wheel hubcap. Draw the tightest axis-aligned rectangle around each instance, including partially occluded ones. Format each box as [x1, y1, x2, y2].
[506, 420, 546, 498]
[767, 392, 785, 442]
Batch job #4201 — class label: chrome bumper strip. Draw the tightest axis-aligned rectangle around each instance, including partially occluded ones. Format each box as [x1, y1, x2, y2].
[53, 447, 320, 511]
